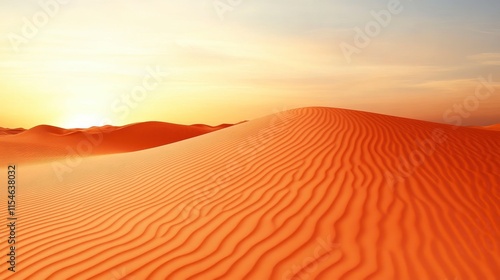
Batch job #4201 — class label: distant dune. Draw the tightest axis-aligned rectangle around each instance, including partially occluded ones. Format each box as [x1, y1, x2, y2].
[0, 127, 26, 135]
[0, 121, 233, 165]
[470, 124, 500, 131]
[0, 107, 498, 279]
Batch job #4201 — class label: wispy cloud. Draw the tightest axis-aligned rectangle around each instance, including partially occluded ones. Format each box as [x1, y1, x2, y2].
[468, 53, 500, 66]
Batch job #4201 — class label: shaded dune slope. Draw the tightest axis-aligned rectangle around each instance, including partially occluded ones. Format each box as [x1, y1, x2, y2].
[0, 107, 498, 279]
[0, 121, 232, 164]
[0, 127, 26, 135]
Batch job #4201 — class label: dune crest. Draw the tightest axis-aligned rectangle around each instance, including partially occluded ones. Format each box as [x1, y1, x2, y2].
[0, 107, 498, 279]
[0, 121, 233, 165]
[472, 124, 500, 131]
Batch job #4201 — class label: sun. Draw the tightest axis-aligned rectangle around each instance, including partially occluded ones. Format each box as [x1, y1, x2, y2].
[61, 114, 109, 129]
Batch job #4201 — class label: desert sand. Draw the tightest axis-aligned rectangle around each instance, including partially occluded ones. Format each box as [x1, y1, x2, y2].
[471, 124, 500, 131]
[0, 107, 498, 279]
[0, 122, 232, 165]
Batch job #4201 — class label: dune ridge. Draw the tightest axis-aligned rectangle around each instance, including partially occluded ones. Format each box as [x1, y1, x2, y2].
[471, 124, 500, 131]
[0, 121, 233, 165]
[0, 107, 498, 279]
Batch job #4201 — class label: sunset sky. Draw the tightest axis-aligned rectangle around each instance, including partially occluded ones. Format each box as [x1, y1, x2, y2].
[0, 0, 499, 128]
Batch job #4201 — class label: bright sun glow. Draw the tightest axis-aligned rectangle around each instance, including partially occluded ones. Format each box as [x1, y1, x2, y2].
[62, 114, 106, 129]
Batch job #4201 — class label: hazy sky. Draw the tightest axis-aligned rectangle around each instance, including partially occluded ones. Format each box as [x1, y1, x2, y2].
[0, 0, 499, 128]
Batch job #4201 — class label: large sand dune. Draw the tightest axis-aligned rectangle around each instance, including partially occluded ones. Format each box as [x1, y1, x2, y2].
[0, 107, 498, 279]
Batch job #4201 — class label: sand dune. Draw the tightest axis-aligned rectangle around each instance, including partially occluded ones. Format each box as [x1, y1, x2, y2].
[0, 107, 498, 279]
[472, 124, 500, 131]
[0, 127, 26, 136]
[0, 121, 232, 165]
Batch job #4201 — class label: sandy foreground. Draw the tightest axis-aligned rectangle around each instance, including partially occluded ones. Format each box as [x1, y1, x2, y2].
[0, 107, 498, 279]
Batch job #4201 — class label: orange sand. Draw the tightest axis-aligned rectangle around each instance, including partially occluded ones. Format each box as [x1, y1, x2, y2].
[0, 122, 232, 165]
[470, 124, 500, 131]
[0, 107, 498, 279]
